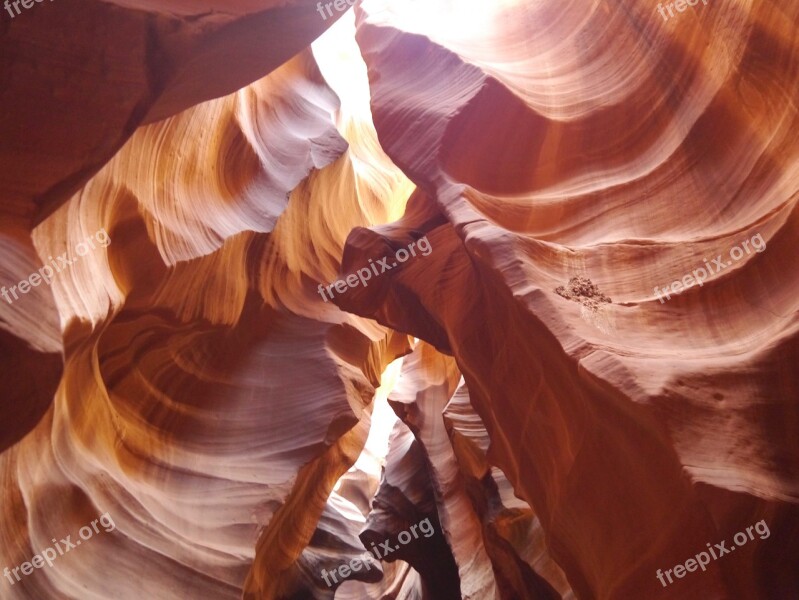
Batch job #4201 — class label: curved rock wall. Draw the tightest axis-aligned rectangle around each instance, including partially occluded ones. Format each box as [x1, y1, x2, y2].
[2, 0, 798, 598]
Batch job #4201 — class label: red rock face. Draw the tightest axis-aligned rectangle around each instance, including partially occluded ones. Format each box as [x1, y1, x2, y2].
[1, 0, 798, 598]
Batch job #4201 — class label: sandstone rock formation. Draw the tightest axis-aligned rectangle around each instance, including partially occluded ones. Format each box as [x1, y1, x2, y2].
[1, 0, 798, 598]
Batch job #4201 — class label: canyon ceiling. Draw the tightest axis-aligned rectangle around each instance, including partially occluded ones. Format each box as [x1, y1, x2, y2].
[1, 0, 798, 598]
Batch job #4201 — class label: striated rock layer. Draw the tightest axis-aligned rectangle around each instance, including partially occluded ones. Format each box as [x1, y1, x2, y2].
[2, 7, 413, 598]
[334, 0, 799, 598]
[2, 0, 799, 598]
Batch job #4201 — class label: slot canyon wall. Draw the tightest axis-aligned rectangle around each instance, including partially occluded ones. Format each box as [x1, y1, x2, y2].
[1, 0, 798, 598]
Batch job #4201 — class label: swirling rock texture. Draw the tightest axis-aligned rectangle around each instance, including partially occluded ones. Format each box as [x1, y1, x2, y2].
[1, 0, 798, 598]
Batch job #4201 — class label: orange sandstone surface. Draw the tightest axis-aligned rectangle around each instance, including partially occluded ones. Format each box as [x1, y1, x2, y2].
[1, 0, 798, 598]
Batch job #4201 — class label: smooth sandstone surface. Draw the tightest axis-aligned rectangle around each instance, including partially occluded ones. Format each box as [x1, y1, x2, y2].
[335, 1, 799, 597]
[1, 0, 798, 598]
